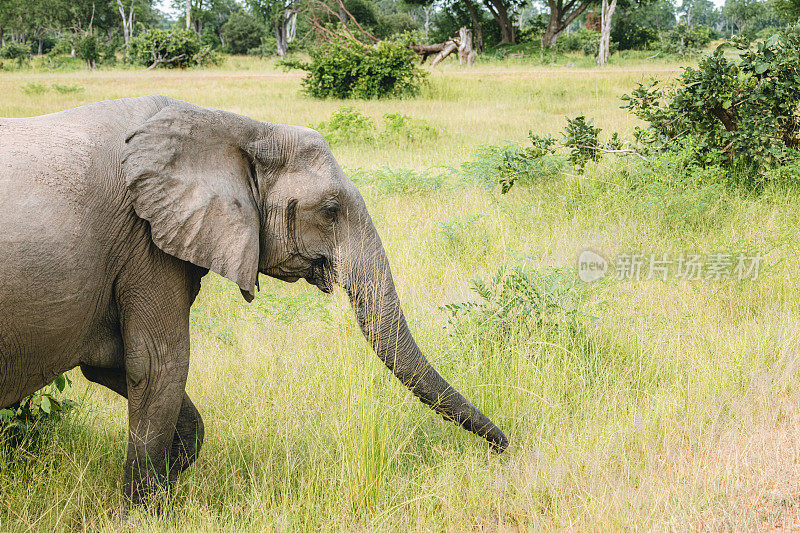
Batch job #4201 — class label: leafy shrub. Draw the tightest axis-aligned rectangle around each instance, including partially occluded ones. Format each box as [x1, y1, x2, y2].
[314, 107, 438, 145]
[442, 263, 593, 339]
[0, 42, 30, 59]
[51, 83, 84, 94]
[49, 39, 73, 56]
[221, 11, 266, 55]
[282, 35, 426, 99]
[379, 112, 437, 142]
[656, 23, 713, 54]
[75, 33, 100, 68]
[622, 27, 800, 181]
[315, 107, 376, 144]
[0, 375, 77, 450]
[459, 143, 565, 192]
[619, 146, 732, 229]
[130, 28, 220, 69]
[247, 41, 278, 57]
[557, 28, 601, 55]
[21, 82, 48, 95]
[349, 167, 445, 194]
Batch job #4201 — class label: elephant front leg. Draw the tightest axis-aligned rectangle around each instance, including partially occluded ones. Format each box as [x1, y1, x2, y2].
[123, 355, 188, 507]
[80, 365, 205, 483]
[120, 305, 192, 508]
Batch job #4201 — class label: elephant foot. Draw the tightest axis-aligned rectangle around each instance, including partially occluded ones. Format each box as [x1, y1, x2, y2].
[111, 505, 128, 529]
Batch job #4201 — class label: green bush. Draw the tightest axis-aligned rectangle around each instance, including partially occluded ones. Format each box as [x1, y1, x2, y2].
[459, 143, 565, 192]
[349, 167, 445, 194]
[379, 112, 437, 142]
[21, 82, 48, 94]
[75, 33, 100, 68]
[442, 262, 593, 339]
[130, 28, 220, 69]
[282, 35, 426, 99]
[221, 11, 266, 55]
[0, 375, 77, 451]
[0, 42, 30, 60]
[315, 107, 376, 143]
[557, 28, 598, 53]
[314, 107, 438, 145]
[622, 27, 800, 181]
[656, 23, 713, 54]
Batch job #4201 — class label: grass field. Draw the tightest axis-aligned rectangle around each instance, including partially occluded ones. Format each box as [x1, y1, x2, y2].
[3, 55, 800, 531]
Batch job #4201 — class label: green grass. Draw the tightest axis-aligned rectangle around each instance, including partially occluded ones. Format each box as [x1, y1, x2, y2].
[3, 54, 800, 531]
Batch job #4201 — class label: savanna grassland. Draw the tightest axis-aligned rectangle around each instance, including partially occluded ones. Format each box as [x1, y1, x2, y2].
[3, 55, 800, 531]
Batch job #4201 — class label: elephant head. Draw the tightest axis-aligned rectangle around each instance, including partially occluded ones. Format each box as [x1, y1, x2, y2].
[121, 100, 508, 452]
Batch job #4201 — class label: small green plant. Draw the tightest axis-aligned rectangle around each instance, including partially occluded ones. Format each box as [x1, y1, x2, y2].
[315, 108, 439, 146]
[51, 83, 84, 94]
[563, 116, 602, 171]
[21, 82, 48, 95]
[442, 262, 593, 338]
[350, 167, 445, 194]
[379, 112, 437, 142]
[282, 33, 426, 99]
[459, 143, 565, 192]
[315, 107, 376, 144]
[0, 375, 77, 451]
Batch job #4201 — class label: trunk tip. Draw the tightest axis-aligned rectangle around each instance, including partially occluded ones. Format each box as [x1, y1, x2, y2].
[487, 428, 509, 453]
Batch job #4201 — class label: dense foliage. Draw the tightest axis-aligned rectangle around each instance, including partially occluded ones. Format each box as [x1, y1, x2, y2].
[282, 36, 426, 99]
[129, 28, 220, 68]
[220, 11, 266, 54]
[623, 27, 800, 177]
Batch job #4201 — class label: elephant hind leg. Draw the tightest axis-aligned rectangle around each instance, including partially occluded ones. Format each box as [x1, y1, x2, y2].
[169, 394, 204, 482]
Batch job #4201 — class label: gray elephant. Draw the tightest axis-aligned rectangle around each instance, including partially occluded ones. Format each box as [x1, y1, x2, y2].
[0, 96, 507, 510]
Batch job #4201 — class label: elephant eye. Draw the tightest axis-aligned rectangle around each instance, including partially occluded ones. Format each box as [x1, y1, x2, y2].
[323, 202, 339, 222]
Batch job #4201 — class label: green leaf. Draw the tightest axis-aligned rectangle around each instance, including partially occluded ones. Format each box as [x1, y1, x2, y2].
[54, 374, 66, 393]
[40, 396, 51, 414]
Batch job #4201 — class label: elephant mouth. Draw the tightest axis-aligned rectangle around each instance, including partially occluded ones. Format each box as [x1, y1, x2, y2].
[306, 256, 334, 293]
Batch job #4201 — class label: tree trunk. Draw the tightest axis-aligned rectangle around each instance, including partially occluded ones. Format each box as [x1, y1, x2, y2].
[185, 0, 192, 30]
[341, 226, 508, 453]
[337, 0, 348, 27]
[275, 25, 287, 59]
[458, 27, 476, 66]
[542, 0, 592, 47]
[37, 37, 43, 56]
[597, 0, 617, 66]
[483, 0, 514, 44]
[430, 40, 458, 67]
[464, 0, 484, 53]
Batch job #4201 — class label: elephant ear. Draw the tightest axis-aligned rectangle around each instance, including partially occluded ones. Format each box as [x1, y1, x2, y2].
[121, 105, 261, 301]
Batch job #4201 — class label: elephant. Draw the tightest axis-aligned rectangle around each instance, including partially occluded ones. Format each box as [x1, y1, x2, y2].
[0, 95, 508, 510]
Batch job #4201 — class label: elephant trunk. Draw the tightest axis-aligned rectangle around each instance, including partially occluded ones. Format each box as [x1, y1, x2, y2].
[339, 228, 508, 452]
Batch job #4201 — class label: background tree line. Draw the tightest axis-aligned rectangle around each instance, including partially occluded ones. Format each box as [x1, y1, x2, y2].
[2, 0, 799, 65]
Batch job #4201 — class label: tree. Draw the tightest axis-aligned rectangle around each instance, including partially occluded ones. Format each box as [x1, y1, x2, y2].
[679, 0, 721, 28]
[612, 0, 676, 49]
[482, 0, 519, 43]
[220, 10, 265, 53]
[542, 0, 595, 46]
[597, 0, 617, 64]
[774, 0, 800, 23]
[723, 0, 781, 34]
[247, 0, 299, 57]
